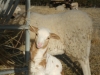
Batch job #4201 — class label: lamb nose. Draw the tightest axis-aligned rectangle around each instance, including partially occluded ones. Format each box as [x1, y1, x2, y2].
[37, 43, 42, 47]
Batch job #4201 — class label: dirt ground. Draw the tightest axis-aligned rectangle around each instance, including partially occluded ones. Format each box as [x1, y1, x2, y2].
[1, 6, 100, 75]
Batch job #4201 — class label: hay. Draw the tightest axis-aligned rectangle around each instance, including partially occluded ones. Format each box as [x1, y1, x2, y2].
[0, 29, 25, 70]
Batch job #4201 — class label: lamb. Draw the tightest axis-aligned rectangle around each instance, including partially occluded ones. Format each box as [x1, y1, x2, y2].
[29, 10, 93, 75]
[55, 4, 66, 11]
[11, 6, 21, 18]
[13, 6, 21, 16]
[71, 2, 78, 10]
[29, 26, 63, 75]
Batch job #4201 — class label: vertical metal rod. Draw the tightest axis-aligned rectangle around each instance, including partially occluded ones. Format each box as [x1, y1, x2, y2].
[25, 0, 30, 75]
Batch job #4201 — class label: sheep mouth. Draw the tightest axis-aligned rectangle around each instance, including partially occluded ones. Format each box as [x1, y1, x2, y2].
[37, 46, 41, 49]
[36, 45, 43, 49]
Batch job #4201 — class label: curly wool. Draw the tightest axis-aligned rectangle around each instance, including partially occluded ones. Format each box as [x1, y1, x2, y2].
[30, 10, 93, 60]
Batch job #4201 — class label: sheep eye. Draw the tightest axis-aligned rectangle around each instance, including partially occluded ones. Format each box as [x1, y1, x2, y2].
[48, 37, 50, 39]
[36, 33, 38, 36]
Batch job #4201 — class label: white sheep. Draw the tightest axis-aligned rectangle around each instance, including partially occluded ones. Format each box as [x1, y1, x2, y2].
[12, 6, 21, 18]
[71, 2, 78, 10]
[29, 26, 63, 75]
[55, 4, 66, 11]
[29, 10, 93, 75]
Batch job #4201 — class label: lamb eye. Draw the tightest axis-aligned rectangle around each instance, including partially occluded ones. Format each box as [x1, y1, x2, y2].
[48, 37, 50, 39]
[36, 33, 38, 36]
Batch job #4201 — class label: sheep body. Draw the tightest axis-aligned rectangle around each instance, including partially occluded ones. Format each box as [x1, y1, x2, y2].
[29, 10, 93, 75]
[29, 27, 63, 75]
[30, 10, 92, 59]
[30, 53, 62, 75]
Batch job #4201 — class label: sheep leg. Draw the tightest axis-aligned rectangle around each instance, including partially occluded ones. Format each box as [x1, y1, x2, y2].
[86, 40, 91, 75]
[78, 58, 91, 75]
[87, 59, 91, 75]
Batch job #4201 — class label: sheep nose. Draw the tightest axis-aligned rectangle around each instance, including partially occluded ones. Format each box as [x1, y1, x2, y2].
[37, 43, 42, 48]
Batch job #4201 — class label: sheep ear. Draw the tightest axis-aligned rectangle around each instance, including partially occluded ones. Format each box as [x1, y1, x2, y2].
[50, 33, 60, 40]
[30, 26, 38, 32]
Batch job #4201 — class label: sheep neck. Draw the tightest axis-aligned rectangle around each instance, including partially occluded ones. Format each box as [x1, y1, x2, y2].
[30, 42, 47, 65]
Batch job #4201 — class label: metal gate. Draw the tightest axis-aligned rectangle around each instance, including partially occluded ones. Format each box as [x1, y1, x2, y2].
[0, 0, 30, 75]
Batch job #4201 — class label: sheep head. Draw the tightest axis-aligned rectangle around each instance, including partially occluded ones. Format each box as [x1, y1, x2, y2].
[30, 26, 60, 49]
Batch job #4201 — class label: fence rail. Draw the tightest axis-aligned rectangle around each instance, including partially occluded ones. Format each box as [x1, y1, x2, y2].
[0, 0, 30, 75]
[0, 68, 28, 75]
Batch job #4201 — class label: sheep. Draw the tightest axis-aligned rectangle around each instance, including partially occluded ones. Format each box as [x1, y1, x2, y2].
[11, 6, 21, 19]
[29, 10, 93, 75]
[29, 26, 63, 75]
[71, 2, 78, 10]
[13, 6, 21, 15]
[0, 1, 21, 18]
[55, 4, 66, 11]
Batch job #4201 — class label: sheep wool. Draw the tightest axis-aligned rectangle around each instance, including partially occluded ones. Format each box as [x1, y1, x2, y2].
[29, 10, 93, 75]
[30, 10, 93, 60]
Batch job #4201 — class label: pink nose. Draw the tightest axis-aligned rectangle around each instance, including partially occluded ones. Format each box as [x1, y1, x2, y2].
[37, 43, 42, 48]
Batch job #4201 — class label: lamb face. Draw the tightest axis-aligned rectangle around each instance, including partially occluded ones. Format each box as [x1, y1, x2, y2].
[30, 26, 60, 49]
[35, 28, 50, 49]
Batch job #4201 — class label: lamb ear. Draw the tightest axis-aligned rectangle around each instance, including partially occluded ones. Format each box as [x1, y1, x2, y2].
[50, 33, 60, 40]
[30, 26, 38, 33]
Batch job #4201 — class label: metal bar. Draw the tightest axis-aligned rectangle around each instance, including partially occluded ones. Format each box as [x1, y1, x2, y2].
[25, 0, 30, 75]
[4, 0, 14, 17]
[0, 0, 30, 75]
[0, 25, 29, 29]
[0, 68, 28, 75]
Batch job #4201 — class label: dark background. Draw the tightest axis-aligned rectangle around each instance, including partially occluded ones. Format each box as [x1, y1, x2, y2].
[20, 0, 100, 7]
